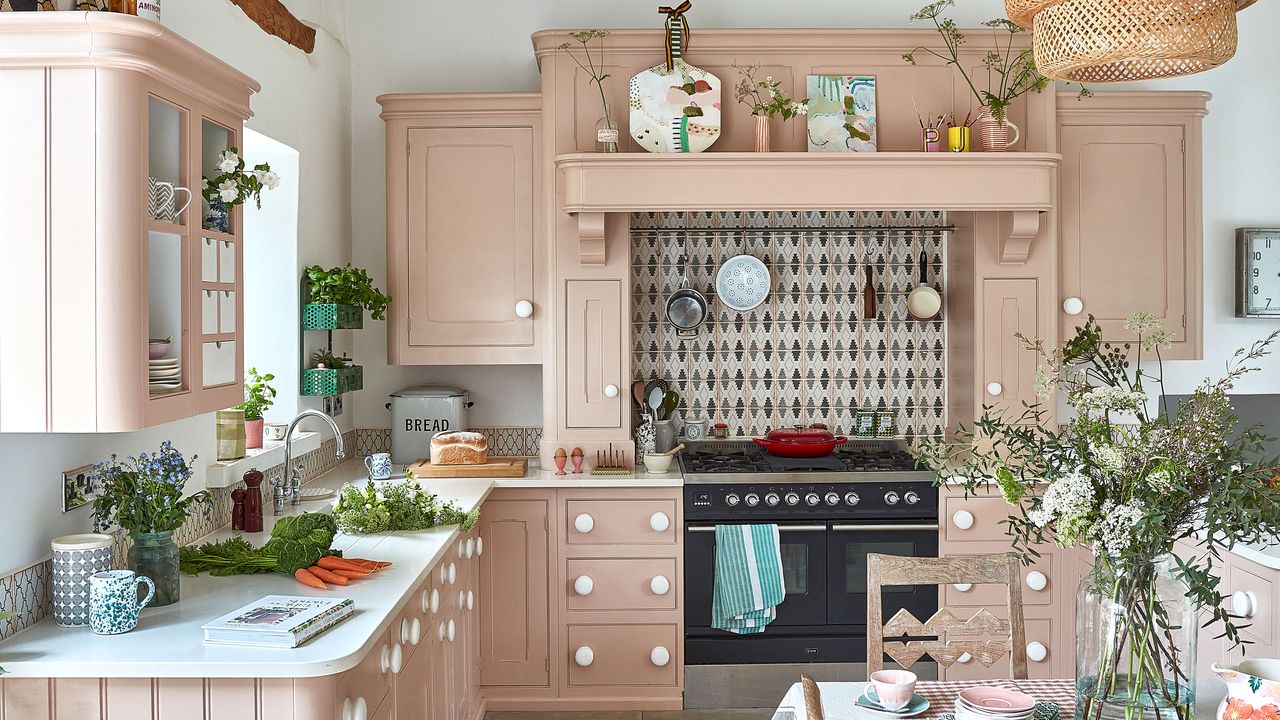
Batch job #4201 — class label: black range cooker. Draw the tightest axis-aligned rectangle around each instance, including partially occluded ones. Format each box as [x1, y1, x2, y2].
[682, 439, 939, 666]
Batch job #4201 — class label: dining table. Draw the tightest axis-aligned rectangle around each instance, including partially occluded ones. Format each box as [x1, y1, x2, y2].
[770, 677, 1230, 720]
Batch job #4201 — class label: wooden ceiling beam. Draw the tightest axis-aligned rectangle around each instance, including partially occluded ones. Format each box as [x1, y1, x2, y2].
[226, 0, 316, 54]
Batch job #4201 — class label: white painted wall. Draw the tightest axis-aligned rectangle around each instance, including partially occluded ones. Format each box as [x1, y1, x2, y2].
[342, 0, 1280, 432]
[0, 0, 352, 575]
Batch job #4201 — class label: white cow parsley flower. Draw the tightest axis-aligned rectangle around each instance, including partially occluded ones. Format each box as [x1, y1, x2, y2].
[1124, 311, 1160, 334]
[1076, 386, 1146, 414]
[1093, 499, 1145, 557]
[1091, 444, 1126, 476]
[1033, 471, 1095, 543]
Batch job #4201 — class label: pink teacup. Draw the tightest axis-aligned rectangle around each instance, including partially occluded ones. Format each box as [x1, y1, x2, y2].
[867, 669, 917, 710]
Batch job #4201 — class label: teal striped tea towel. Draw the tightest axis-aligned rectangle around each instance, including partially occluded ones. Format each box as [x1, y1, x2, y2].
[711, 524, 786, 634]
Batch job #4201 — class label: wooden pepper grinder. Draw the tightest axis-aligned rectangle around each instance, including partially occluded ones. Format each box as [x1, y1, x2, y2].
[243, 468, 264, 533]
[230, 487, 246, 531]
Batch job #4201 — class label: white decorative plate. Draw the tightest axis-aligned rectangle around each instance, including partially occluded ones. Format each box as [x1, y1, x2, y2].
[715, 255, 771, 311]
[300, 487, 335, 501]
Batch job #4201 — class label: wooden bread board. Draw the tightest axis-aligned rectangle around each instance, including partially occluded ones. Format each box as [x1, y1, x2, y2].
[407, 457, 528, 478]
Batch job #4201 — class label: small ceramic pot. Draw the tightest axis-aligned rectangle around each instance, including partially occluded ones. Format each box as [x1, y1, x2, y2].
[51, 534, 114, 628]
[684, 417, 709, 441]
[245, 418, 264, 450]
[89, 570, 155, 635]
[978, 113, 1021, 152]
[203, 198, 231, 233]
[753, 114, 770, 152]
[643, 453, 674, 474]
[653, 419, 677, 453]
[365, 452, 393, 480]
[263, 422, 287, 442]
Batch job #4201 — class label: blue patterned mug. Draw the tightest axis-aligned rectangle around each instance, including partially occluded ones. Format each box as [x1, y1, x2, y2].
[89, 570, 155, 635]
[364, 452, 393, 480]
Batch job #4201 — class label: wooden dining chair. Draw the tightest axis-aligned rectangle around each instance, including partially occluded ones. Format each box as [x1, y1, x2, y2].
[866, 552, 1028, 679]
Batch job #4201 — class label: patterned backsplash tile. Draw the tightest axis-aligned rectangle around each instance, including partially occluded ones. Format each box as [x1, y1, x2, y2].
[354, 426, 543, 459]
[632, 210, 948, 443]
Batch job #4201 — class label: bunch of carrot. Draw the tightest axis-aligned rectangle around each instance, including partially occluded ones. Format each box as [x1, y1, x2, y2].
[294, 555, 392, 590]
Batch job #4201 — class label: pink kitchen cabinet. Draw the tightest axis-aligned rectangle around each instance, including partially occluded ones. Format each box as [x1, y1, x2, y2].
[980, 278, 1041, 420]
[564, 280, 625, 429]
[0, 13, 257, 432]
[477, 491, 553, 689]
[379, 94, 544, 366]
[1057, 91, 1208, 360]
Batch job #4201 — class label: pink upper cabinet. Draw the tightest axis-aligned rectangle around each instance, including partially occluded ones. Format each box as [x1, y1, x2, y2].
[379, 93, 544, 366]
[0, 13, 257, 432]
[1058, 91, 1208, 360]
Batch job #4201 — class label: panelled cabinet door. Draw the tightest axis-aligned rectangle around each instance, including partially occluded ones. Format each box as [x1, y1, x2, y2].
[1060, 124, 1190, 354]
[565, 280, 624, 428]
[981, 279, 1038, 419]
[405, 126, 535, 350]
[479, 497, 551, 687]
[394, 630, 432, 720]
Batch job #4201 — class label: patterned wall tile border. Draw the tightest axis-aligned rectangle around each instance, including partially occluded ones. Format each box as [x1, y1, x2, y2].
[352, 427, 543, 459]
[0, 430, 355, 643]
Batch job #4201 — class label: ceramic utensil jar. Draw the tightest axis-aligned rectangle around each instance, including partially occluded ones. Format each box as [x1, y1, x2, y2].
[89, 570, 155, 635]
[51, 533, 115, 628]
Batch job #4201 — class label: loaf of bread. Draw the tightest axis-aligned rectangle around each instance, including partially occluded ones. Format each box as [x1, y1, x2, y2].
[430, 431, 489, 465]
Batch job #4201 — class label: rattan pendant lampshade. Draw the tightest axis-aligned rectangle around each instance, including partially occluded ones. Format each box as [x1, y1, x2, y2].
[1006, 0, 1253, 82]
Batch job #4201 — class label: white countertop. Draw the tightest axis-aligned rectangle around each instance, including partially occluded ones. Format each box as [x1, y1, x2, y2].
[0, 459, 682, 678]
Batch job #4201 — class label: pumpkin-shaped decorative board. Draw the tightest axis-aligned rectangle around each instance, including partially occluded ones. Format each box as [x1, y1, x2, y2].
[629, 2, 721, 153]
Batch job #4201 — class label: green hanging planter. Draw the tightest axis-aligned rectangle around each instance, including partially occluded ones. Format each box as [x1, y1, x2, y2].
[301, 366, 363, 396]
[302, 303, 363, 330]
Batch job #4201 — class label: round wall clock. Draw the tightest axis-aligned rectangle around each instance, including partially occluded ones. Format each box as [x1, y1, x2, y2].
[1237, 228, 1280, 318]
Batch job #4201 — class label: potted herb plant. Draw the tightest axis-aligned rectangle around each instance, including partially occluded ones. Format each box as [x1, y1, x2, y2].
[732, 61, 807, 152]
[904, 0, 1089, 151]
[303, 349, 362, 397]
[302, 264, 392, 329]
[916, 315, 1280, 720]
[238, 367, 277, 450]
[201, 147, 280, 232]
[93, 442, 210, 607]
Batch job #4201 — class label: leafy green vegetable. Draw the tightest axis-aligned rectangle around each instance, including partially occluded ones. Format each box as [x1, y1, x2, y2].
[334, 479, 480, 535]
[179, 512, 338, 577]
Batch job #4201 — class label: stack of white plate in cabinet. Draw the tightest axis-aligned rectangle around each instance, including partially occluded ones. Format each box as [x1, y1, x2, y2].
[954, 687, 1037, 720]
[148, 357, 182, 394]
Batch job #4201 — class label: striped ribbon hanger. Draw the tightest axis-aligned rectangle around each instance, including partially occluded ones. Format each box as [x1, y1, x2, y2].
[659, 0, 692, 71]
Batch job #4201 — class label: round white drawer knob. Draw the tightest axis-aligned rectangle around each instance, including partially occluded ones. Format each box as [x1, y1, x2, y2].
[1063, 297, 1084, 316]
[1027, 641, 1048, 663]
[430, 588, 440, 613]
[438, 621, 447, 641]
[987, 382, 1003, 397]
[439, 566, 448, 584]
[1026, 570, 1048, 592]
[390, 643, 403, 674]
[420, 589, 430, 613]
[401, 618, 411, 644]
[352, 697, 368, 720]
[447, 563, 457, 585]
[476, 536, 484, 556]
[1233, 590, 1257, 618]
[651, 646, 671, 667]
[952, 510, 975, 530]
[604, 384, 619, 398]
[380, 644, 392, 673]
[650, 511, 671, 532]
[342, 698, 353, 720]
[651, 575, 671, 596]
[515, 300, 534, 318]
[447, 619, 456, 642]
[410, 618, 421, 645]
[457, 541, 464, 558]
[575, 513, 595, 533]
[466, 590, 474, 610]
[957, 652, 973, 664]
[953, 583, 973, 592]
[458, 590, 466, 608]
[574, 575, 594, 596]
[465, 538, 475, 558]
[574, 646, 595, 667]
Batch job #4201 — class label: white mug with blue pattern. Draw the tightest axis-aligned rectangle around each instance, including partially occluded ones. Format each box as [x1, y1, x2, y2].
[364, 452, 393, 480]
[89, 570, 155, 635]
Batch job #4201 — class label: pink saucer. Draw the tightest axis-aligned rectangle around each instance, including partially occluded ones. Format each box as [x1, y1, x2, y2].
[957, 687, 1036, 713]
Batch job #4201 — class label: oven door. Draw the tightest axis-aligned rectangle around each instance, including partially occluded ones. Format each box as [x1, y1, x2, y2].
[826, 523, 939, 629]
[685, 523, 828, 630]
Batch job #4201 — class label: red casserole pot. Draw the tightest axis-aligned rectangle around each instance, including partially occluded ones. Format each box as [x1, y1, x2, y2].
[752, 424, 848, 458]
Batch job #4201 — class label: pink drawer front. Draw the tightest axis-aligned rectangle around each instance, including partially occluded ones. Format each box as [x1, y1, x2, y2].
[944, 547, 1054, 607]
[941, 617, 1055, 680]
[566, 624, 679, 687]
[566, 557, 678, 611]
[943, 495, 1017, 543]
[1228, 562, 1275, 647]
[565, 499, 677, 546]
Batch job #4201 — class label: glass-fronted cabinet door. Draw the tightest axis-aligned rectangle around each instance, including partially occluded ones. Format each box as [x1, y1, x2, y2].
[195, 111, 243, 409]
[144, 93, 192, 406]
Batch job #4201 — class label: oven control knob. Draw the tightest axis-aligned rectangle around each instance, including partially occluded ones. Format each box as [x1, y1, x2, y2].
[784, 492, 800, 506]
[844, 492, 861, 506]
[904, 491, 921, 505]
[805, 492, 821, 507]
[724, 493, 740, 507]
[884, 491, 900, 505]
[765, 492, 781, 507]
[744, 493, 760, 507]
[824, 492, 840, 506]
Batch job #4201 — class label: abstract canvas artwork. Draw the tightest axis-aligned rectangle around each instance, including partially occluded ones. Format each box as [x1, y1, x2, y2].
[806, 75, 878, 152]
